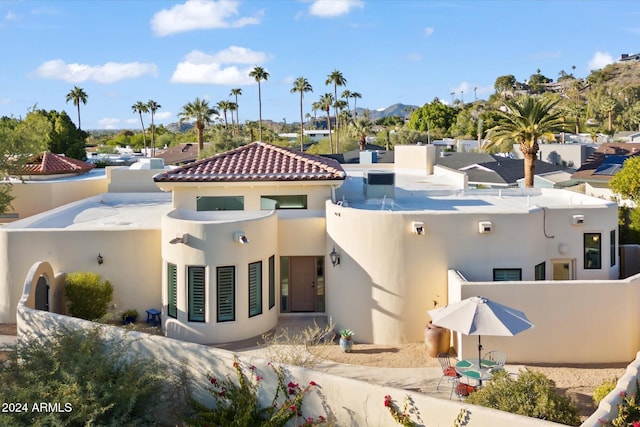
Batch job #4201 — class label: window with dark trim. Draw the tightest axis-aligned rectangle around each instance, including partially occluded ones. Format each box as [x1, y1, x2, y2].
[188, 266, 206, 322]
[249, 261, 262, 317]
[167, 263, 177, 318]
[196, 196, 244, 211]
[584, 233, 602, 269]
[217, 266, 235, 322]
[610, 229, 616, 267]
[261, 195, 307, 210]
[268, 256, 275, 310]
[534, 262, 545, 281]
[493, 268, 522, 281]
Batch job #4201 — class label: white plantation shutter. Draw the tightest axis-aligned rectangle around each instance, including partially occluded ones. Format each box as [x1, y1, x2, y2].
[248, 261, 262, 317]
[217, 266, 235, 322]
[167, 263, 177, 318]
[188, 266, 205, 322]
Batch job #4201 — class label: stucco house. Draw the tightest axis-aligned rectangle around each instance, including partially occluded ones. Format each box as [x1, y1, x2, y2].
[0, 142, 621, 357]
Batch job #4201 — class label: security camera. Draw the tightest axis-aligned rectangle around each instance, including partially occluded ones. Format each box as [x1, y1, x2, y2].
[239, 235, 249, 244]
[415, 226, 424, 235]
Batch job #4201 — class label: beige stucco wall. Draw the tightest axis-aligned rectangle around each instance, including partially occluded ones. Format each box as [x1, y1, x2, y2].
[1, 175, 107, 223]
[325, 195, 618, 345]
[394, 144, 437, 174]
[16, 301, 566, 427]
[0, 228, 161, 323]
[107, 167, 165, 192]
[446, 271, 640, 364]
[161, 182, 336, 211]
[162, 209, 279, 344]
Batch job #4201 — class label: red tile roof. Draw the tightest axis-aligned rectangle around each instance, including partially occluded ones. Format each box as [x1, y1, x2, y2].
[19, 152, 95, 175]
[153, 142, 346, 183]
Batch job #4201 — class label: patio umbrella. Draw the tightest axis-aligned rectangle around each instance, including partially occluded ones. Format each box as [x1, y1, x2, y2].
[427, 296, 533, 365]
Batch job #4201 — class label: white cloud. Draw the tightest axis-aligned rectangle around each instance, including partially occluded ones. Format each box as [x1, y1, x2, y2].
[33, 60, 158, 83]
[155, 111, 172, 120]
[151, 0, 261, 37]
[170, 48, 267, 85]
[125, 118, 138, 125]
[588, 51, 614, 71]
[0, 98, 11, 105]
[405, 53, 423, 62]
[5, 11, 18, 21]
[309, 0, 364, 18]
[424, 27, 434, 37]
[98, 118, 120, 129]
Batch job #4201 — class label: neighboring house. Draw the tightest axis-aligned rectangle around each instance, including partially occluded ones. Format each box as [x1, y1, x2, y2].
[512, 141, 597, 168]
[155, 143, 211, 165]
[613, 131, 640, 142]
[0, 143, 618, 351]
[436, 152, 568, 188]
[516, 170, 574, 188]
[571, 142, 640, 201]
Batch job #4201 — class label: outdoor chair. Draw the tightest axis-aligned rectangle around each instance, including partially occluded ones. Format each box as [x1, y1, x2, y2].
[450, 376, 478, 400]
[483, 350, 507, 368]
[437, 352, 461, 391]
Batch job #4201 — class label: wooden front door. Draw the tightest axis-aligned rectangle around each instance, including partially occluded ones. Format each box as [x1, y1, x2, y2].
[289, 256, 317, 312]
[35, 276, 49, 311]
[552, 260, 574, 280]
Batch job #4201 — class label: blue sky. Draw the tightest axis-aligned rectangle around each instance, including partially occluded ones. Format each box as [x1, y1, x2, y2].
[1, 0, 639, 130]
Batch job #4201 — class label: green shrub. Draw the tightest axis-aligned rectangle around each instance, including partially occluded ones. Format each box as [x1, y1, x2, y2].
[593, 378, 617, 405]
[0, 328, 189, 426]
[610, 381, 640, 427]
[65, 271, 113, 320]
[465, 369, 581, 426]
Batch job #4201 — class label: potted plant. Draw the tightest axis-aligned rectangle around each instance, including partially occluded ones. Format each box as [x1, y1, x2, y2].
[122, 309, 139, 325]
[339, 328, 354, 353]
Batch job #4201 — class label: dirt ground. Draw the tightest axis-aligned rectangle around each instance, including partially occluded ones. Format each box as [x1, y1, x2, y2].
[1, 323, 625, 420]
[308, 342, 627, 420]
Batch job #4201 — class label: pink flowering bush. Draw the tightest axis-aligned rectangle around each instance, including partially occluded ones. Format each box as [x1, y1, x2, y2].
[384, 394, 417, 426]
[607, 381, 640, 427]
[189, 358, 327, 426]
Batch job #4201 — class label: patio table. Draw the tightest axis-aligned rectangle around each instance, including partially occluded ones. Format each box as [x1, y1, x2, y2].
[455, 358, 498, 385]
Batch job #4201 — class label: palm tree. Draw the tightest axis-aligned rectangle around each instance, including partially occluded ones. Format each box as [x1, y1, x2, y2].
[325, 70, 347, 152]
[178, 98, 218, 154]
[350, 117, 372, 151]
[484, 96, 567, 188]
[290, 77, 313, 151]
[319, 93, 335, 154]
[350, 92, 362, 118]
[65, 86, 88, 130]
[131, 101, 149, 154]
[228, 102, 238, 132]
[249, 66, 269, 141]
[217, 100, 232, 129]
[341, 89, 352, 113]
[147, 100, 161, 157]
[230, 88, 242, 134]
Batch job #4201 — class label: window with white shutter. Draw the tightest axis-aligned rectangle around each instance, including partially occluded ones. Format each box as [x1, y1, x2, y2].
[188, 266, 206, 322]
[217, 266, 235, 322]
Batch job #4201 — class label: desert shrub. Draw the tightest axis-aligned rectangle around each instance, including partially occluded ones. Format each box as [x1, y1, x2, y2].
[465, 369, 580, 426]
[65, 271, 113, 320]
[0, 328, 188, 426]
[261, 320, 335, 368]
[593, 378, 618, 405]
[189, 359, 326, 426]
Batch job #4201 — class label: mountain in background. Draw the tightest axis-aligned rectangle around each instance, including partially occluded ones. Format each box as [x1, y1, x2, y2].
[354, 103, 419, 121]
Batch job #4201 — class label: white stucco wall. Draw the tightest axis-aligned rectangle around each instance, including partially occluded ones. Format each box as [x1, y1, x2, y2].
[325, 192, 618, 345]
[162, 209, 279, 344]
[0, 228, 162, 323]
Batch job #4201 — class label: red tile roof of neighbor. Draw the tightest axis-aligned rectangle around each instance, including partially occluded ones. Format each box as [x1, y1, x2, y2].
[19, 152, 95, 175]
[153, 142, 346, 183]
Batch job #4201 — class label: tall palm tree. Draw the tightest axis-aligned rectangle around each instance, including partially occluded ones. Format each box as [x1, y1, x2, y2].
[350, 117, 372, 150]
[230, 88, 242, 134]
[131, 101, 149, 154]
[217, 100, 232, 129]
[484, 96, 567, 188]
[319, 93, 335, 154]
[65, 86, 88, 130]
[350, 92, 362, 117]
[178, 98, 218, 154]
[228, 102, 238, 132]
[146, 100, 161, 157]
[341, 89, 352, 113]
[249, 66, 269, 141]
[326, 70, 347, 152]
[290, 77, 313, 151]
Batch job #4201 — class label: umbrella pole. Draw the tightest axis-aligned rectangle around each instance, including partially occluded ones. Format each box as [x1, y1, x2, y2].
[478, 336, 483, 368]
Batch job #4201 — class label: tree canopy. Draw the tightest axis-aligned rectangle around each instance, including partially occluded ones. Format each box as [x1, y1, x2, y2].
[610, 157, 640, 202]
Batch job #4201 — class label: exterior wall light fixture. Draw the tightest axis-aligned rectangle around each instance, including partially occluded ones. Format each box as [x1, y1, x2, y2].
[97, 253, 104, 265]
[329, 246, 340, 267]
[234, 231, 249, 244]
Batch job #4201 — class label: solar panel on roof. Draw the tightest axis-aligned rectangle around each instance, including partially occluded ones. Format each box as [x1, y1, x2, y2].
[594, 164, 623, 175]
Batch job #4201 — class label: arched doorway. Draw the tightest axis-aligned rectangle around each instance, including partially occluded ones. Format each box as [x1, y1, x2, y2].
[34, 276, 49, 311]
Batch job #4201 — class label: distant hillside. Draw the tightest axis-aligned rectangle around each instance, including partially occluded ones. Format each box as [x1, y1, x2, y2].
[589, 60, 640, 89]
[355, 103, 419, 121]
[166, 122, 194, 133]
